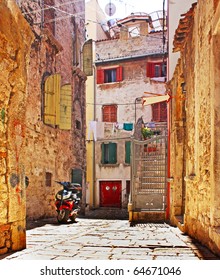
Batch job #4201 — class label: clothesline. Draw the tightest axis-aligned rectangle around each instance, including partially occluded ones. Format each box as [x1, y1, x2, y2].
[87, 120, 134, 141]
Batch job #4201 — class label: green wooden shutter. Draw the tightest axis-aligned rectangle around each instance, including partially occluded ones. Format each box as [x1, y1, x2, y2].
[44, 74, 61, 125]
[109, 142, 117, 164]
[101, 143, 105, 164]
[60, 84, 72, 130]
[125, 141, 131, 164]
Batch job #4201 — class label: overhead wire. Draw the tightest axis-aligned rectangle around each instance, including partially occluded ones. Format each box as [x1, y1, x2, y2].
[19, 0, 167, 41]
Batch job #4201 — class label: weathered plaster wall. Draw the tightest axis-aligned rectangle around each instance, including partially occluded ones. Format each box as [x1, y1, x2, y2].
[94, 30, 167, 208]
[0, 0, 33, 254]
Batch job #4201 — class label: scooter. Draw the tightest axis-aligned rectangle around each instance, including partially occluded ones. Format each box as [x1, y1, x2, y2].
[55, 181, 81, 223]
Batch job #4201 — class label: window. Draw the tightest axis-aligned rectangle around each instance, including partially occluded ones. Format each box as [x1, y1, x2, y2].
[101, 143, 117, 164]
[43, 75, 72, 130]
[152, 101, 167, 122]
[45, 172, 52, 187]
[102, 105, 117, 122]
[147, 61, 167, 78]
[71, 169, 82, 186]
[128, 25, 140, 37]
[104, 69, 117, 83]
[125, 141, 131, 164]
[97, 66, 123, 84]
[76, 120, 81, 130]
[44, 73, 61, 126]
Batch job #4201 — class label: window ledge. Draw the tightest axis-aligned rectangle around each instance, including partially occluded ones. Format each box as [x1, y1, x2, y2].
[99, 163, 120, 168]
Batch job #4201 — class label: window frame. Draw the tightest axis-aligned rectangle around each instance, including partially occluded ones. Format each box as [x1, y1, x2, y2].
[101, 142, 117, 164]
[146, 61, 167, 78]
[97, 66, 123, 84]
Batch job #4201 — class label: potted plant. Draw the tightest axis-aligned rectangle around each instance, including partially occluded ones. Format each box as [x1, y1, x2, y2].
[141, 127, 161, 152]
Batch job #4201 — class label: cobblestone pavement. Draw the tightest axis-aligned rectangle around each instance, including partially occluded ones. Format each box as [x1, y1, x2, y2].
[1, 210, 219, 260]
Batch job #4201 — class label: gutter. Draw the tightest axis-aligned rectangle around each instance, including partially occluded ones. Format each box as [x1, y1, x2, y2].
[95, 52, 168, 65]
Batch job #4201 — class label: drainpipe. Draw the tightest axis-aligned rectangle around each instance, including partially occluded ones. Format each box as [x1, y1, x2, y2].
[166, 0, 171, 220]
[92, 64, 96, 208]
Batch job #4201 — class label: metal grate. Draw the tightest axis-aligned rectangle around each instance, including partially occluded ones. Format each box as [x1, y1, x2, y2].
[131, 127, 167, 212]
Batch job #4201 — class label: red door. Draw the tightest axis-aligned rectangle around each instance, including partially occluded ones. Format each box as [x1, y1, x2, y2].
[100, 181, 121, 207]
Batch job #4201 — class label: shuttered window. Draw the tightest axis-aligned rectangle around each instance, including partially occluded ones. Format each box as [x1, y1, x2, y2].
[44, 73, 61, 126]
[44, 75, 72, 130]
[147, 62, 167, 78]
[125, 141, 131, 164]
[60, 84, 72, 130]
[101, 143, 117, 164]
[102, 105, 117, 122]
[152, 101, 167, 122]
[97, 66, 123, 84]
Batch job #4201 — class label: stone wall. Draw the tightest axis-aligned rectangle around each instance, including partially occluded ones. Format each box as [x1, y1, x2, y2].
[0, 0, 86, 255]
[169, 0, 220, 256]
[19, 0, 87, 220]
[0, 0, 33, 254]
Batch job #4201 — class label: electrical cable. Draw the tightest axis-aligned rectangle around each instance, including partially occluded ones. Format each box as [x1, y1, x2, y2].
[19, 0, 167, 41]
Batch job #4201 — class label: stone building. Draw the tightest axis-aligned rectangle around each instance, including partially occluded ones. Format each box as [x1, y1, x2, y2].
[0, 0, 86, 255]
[0, 0, 34, 255]
[91, 13, 168, 209]
[18, 0, 87, 221]
[168, 0, 220, 256]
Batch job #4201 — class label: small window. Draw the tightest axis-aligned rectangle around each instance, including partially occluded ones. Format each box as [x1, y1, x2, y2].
[102, 105, 117, 122]
[104, 69, 117, 83]
[128, 25, 140, 37]
[101, 142, 117, 164]
[125, 141, 131, 164]
[147, 62, 167, 78]
[76, 120, 81, 130]
[45, 172, 52, 187]
[97, 66, 123, 84]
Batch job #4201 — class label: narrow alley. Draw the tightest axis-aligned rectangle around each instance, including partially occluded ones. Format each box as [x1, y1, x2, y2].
[1, 210, 219, 261]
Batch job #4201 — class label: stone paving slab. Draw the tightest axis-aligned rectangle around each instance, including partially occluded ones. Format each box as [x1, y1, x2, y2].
[1, 217, 219, 260]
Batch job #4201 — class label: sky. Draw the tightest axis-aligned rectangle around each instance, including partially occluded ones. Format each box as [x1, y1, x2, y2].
[97, 0, 167, 19]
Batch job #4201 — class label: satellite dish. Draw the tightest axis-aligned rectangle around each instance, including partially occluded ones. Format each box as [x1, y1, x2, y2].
[105, 2, 116, 16]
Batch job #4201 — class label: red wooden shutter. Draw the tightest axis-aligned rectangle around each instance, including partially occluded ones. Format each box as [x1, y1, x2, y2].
[97, 69, 104, 84]
[160, 101, 167, 121]
[152, 102, 167, 122]
[116, 66, 123, 81]
[103, 105, 117, 122]
[147, 62, 154, 78]
[152, 103, 160, 122]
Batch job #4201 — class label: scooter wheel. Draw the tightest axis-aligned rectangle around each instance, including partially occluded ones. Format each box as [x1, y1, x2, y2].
[57, 209, 70, 223]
